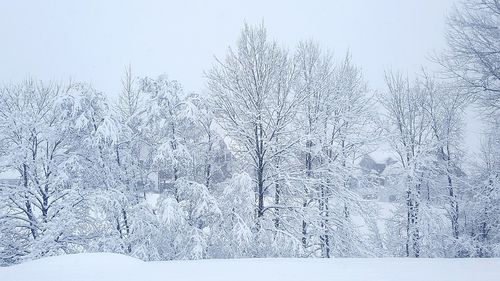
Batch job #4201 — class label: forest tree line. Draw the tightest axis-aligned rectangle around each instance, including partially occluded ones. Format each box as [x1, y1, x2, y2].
[0, 0, 499, 264]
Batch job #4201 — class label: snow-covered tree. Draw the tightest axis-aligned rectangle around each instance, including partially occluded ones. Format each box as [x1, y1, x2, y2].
[465, 121, 500, 257]
[441, 0, 500, 116]
[0, 80, 117, 263]
[135, 75, 196, 194]
[381, 72, 433, 257]
[207, 23, 303, 231]
[422, 72, 468, 244]
[293, 42, 379, 257]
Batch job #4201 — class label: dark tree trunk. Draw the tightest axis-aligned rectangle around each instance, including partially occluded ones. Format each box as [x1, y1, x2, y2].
[303, 139, 313, 250]
[274, 180, 280, 229]
[255, 122, 265, 222]
[22, 164, 38, 240]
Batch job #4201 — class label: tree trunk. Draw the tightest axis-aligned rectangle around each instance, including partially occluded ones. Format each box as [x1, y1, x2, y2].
[303, 139, 313, 251]
[22, 163, 38, 240]
[255, 122, 265, 223]
[274, 180, 280, 229]
[448, 173, 459, 239]
[122, 208, 132, 253]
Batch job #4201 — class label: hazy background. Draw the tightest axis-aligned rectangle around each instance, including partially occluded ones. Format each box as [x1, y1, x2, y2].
[0, 0, 484, 157]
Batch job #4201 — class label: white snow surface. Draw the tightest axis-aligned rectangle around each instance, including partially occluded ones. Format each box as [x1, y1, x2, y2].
[1, 253, 499, 281]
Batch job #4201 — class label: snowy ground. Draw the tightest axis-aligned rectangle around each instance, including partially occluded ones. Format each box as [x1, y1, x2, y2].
[1, 253, 500, 281]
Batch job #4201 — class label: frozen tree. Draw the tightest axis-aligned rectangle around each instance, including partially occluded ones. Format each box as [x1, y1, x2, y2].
[293, 42, 378, 258]
[210, 172, 254, 258]
[135, 75, 195, 194]
[207, 23, 302, 231]
[292, 41, 333, 254]
[185, 95, 233, 189]
[464, 121, 500, 257]
[94, 65, 151, 255]
[115, 73, 232, 260]
[381, 72, 432, 257]
[441, 0, 500, 116]
[155, 178, 222, 259]
[0, 80, 116, 263]
[195, 99, 217, 188]
[380, 72, 467, 257]
[440, 1, 500, 256]
[117, 64, 141, 121]
[55, 83, 132, 255]
[422, 72, 467, 243]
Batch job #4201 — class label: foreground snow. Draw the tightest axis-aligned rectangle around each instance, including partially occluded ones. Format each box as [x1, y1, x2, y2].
[1, 253, 499, 281]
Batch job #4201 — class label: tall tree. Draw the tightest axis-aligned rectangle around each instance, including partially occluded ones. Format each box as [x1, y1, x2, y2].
[422, 72, 467, 243]
[381, 72, 432, 257]
[207, 23, 302, 229]
[294, 42, 377, 257]
[0, 80, 115, 262]
[441, 0, 500, 116]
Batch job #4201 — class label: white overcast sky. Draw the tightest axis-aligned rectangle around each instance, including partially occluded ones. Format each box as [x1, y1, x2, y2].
[0, 0, 484, 156]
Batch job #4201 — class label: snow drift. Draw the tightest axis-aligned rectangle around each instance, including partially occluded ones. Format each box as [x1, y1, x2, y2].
[1, 253, 500, 281]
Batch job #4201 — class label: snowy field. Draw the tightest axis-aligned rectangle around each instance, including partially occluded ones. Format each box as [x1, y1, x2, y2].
[1, 253, 499, 281]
